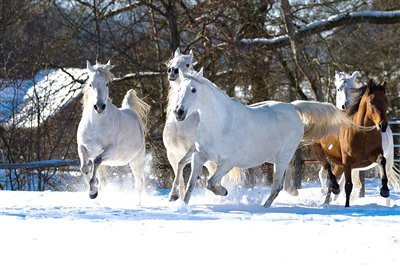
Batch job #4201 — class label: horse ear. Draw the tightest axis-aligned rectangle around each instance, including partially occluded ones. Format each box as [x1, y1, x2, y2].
[197, 67, 204, 79]
[105, 60, 114, 70]
[367, 79, 374, 90]
[174, 48, 181, 57]
[349, 71, 358, 83]
[87, 60, 94, 72]
[381, 80, 387, 92]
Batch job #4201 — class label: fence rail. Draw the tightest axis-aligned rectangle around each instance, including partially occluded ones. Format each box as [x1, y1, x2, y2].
[0, 159, 79, 170]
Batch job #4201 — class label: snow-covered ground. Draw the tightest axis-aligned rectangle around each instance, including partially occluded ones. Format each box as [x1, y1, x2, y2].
[0, 178, 399, 266]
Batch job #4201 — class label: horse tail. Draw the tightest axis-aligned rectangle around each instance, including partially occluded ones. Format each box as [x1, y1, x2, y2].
[221, 167, 247, 189]
[122, 89, 150, 131]
[291, 100, 374, 144]
[388, 163, 400, 191]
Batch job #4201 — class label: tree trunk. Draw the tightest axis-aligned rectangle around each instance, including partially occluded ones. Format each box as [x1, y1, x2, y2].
[280, 0, 323, 100]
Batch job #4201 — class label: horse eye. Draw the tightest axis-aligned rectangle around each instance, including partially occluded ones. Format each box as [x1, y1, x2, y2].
[186, 64, 190, 68]
[106, 82, 109, 87]
[191, 87, 196, 93]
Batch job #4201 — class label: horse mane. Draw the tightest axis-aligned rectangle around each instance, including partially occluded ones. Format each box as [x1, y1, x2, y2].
[82, 63, 115, 112]
[346, 80, 385, 117]
[184, 72, 234, 101]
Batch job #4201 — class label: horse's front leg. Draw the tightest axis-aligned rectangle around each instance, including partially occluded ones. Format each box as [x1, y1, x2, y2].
[88, 155, 102, 199]
[183, 152, 206, 204]
[168, 147, 195, 202]
[343, 165, 353, 208]
[376, 154, 389, 198]
[206, 161, 233, 197]
[87, 145, 117, 199]
[78, 144, 91, 176]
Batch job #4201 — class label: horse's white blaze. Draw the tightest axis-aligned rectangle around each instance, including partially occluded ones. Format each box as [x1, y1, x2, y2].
[77, 61, 149, 201]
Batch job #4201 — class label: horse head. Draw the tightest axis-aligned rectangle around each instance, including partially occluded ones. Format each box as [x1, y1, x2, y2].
[166, 48, 195, 82]
[364, 79, 389, 132]
[85, 60, 114, 114]
[174, 68, 204, 121]
[335, 71, 359, 109]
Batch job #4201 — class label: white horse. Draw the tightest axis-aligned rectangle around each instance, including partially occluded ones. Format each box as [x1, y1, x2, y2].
[319, 71, 399, 201]
[163, 48, 243, 202]
[77, 61, 150, 200]
[173, 70, 359, 206]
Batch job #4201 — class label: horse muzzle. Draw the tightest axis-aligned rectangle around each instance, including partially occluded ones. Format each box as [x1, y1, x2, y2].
[377, 120, 388, 132]
[174, 107, 186, 121]
[94, 103, 106, 114]
[167, 67, 179, 81]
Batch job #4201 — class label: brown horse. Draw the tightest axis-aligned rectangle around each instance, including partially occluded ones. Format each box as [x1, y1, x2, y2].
[313, 79, 389, 207]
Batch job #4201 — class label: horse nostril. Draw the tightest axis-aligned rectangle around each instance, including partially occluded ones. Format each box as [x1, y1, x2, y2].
[102, 104, 106, 110]
[167, 68, 171, 73]
[94, 105, 98, 111]
[174, 68, 179, 74]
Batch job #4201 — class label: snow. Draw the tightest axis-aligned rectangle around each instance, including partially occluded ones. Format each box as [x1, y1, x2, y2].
[0, 178, 399, 266]
[9, 68, 86, 128]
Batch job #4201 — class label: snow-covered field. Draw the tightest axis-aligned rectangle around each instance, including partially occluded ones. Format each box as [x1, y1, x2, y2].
[0, 178, 399, 266]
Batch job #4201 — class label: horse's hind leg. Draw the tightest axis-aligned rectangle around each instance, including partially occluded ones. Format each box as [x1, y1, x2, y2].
[97, 165, 107, 190]
[129, 153, 146, 205]
[263, 163, 286, 207]
[323, 165, 343, 204]
[318, 167, 328, 194]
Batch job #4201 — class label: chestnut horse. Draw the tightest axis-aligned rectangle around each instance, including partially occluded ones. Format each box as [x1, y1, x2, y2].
[313, 79, 390, 207]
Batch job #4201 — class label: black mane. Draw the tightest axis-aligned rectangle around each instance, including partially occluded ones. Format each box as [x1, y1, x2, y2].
[346, 80, 386, 117]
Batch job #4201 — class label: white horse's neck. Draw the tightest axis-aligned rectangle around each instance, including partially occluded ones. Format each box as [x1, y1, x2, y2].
[196, 79, 239, 131]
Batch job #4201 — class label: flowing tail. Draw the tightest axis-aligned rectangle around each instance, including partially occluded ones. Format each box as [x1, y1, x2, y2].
[388, 163, 400, 191]
[223, 167, 247, 188]
[122, 89, 150, 131]
[291, 100, 373, 144]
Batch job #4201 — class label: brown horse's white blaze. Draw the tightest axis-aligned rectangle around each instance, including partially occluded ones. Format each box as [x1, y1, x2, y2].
[313, 79, 390, 207]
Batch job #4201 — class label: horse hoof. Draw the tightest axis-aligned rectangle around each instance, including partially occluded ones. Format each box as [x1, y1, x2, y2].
[89, 191, 98, 199]
[169, 194, 179, 202]
[331, 187, 340, 195]
[206, 184, 228, 196]
[380, 189, 390, 198]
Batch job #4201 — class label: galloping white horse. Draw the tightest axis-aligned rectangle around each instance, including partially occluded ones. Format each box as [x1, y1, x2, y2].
[319, 71, 399, 201]
[77, 61, 150, 200]
[173, 70, 359, 207]
[163, 48, 243, 202]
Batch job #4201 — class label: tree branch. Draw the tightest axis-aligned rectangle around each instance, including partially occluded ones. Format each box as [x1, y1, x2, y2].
[240, 10, 400, 49]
